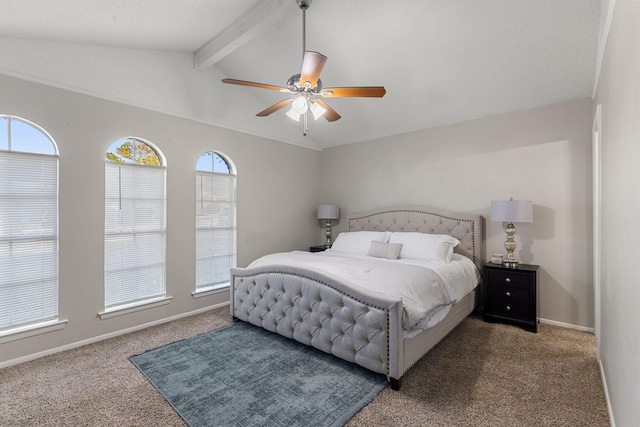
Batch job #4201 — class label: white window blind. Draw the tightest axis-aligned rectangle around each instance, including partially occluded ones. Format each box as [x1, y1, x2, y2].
[104, 162, 166, 309]
[0, 151, 58, 330]
[195, 171, 236, 291]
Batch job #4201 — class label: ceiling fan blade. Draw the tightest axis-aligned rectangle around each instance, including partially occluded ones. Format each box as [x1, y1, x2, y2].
[320, 86, 386, 98]
[222, 78, 292, 93]
[314, 99, 341, 122]
[299, 51, 327, 89]
[256, 99, 293, 117]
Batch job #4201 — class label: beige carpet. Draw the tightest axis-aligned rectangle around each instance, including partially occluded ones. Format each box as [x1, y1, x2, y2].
[0, 308, 609, 427]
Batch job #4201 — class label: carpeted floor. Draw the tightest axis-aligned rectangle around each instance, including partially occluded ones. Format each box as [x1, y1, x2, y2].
[346, 314, 610, 426]
[0, 307, 609, 427]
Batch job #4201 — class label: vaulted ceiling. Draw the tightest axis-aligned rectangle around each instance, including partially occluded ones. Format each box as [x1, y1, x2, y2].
[0, 0, 603, 150]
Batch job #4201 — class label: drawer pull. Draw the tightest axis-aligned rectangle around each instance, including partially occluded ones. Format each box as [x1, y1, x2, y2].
[505, 292, 511, 297]
[506, 305, 511, 311]
[505, 278, 511, 283]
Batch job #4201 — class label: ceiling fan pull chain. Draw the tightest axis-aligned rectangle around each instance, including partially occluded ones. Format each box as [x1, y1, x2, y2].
[303, 111, 309, 136]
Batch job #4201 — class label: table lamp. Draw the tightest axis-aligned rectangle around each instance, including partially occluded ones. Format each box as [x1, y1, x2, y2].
[317, 204, 340, 247]
[490, 198, 533, 268]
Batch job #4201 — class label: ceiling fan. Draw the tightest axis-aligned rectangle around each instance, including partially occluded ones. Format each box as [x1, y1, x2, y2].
[221, 0, 386, 135]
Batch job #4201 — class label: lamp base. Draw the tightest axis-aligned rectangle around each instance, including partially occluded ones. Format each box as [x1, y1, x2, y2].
[324, 219, 333, 248]
[503, 222, 519, 269]
[502, 260, 519, 269]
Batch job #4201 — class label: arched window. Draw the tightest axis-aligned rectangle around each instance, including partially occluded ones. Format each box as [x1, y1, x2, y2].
[195, 151, 236, 293]
[103, 137, 167, 314]
[0, 116, 59, 332]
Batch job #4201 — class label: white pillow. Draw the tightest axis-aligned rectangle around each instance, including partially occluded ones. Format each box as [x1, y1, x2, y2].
[330, 231, 390, 254]
[367, 241, 403, 260]
[388, 232, 460, 262]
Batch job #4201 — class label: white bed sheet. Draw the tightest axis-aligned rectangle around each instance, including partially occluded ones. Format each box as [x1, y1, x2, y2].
[247, 250, 479, 338]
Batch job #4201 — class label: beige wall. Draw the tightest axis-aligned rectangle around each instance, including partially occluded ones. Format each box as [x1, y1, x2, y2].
[320, 98, 594, 328]
[594, 1, 640, 426]
[0, 74, 321, 364]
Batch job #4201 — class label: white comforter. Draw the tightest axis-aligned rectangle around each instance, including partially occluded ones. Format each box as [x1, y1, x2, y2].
[248, 250, 479, 338]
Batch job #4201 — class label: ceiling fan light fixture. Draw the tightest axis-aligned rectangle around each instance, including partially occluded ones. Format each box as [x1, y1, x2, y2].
[291, 96, 308, 114]
[310, 100, 326, 120]
[286, 109, 301, 121]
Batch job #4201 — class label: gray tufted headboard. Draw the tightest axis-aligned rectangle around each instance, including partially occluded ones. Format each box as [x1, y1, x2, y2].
[348, 206, 484, 270]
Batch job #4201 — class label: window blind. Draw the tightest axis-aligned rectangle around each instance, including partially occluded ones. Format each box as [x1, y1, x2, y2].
[195, 171, 236, 291]
[0, 151, 58, 330]
[104, 162, 166, 309]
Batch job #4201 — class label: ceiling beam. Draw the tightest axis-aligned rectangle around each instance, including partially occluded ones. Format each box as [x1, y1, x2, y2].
[195, 0, 291, 71]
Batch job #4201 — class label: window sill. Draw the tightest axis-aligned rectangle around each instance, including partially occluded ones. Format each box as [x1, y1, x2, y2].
[99, 296, 172, 320]
[192, 284, 230, 299]
[0, 319, 68, 344]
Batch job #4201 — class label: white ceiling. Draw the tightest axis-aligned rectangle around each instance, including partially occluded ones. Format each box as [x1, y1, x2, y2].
[0, 0, 603, 150]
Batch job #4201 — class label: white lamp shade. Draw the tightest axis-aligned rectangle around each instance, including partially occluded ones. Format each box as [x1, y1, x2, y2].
[291, 96, 308, 114]
[317, 204, 340, 220]
[490, 199, 533, 223]
[310, 101, 326, 120]
[286, 109, 301, 121]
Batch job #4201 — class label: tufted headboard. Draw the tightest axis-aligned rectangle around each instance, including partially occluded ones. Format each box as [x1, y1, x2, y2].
[348, 206, 484, 270]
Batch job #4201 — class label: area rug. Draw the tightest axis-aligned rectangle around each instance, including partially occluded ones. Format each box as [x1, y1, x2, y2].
[129, 321, 387, 427]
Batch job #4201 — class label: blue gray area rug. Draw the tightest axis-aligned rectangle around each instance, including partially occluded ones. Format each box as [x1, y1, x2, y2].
[129, 321, 387, 427]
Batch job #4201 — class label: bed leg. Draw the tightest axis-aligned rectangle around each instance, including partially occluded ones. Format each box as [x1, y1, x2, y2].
[390, 378, 401, 391]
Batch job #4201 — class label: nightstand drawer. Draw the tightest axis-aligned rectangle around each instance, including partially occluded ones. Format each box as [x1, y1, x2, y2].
[486, 299, 530, 319]
[483, 263, 539, 332]
[485, 269, 530, 289]
[486, 284, 530, 304]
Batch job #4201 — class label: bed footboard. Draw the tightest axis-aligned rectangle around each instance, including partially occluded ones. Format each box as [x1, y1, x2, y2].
[231, 265, 404, 381]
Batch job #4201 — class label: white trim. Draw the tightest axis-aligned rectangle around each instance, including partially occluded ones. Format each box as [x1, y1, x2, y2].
[1, 114, 59, 155]
[539, 317, 594, 333]
[592, 0, 616, 98]
[192, 285, 229, 299]
[98, 296, 173, 320]
[599, 358, 617, 427]
[0, 319, 68, 344]
[0, 302, 230, 369]
[592, 104, 602, 359]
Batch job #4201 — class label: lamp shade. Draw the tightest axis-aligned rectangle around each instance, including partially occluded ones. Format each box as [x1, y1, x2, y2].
[310, 100, 327, 120]
[490, 199, 533, 223]
[317, 204, 340, 220]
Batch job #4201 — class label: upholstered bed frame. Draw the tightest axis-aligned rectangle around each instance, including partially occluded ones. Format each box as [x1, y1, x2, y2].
[230, 206, 483, 390]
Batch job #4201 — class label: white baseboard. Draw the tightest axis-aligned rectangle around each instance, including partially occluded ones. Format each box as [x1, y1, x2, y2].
[0, 302, 230, 369]
[539, 317, 595, 333]
[598, 358, 616, 427]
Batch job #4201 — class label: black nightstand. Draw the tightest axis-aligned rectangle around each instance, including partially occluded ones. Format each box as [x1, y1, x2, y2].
[483, 263, 539, 332]
[309, 245, 327, 252]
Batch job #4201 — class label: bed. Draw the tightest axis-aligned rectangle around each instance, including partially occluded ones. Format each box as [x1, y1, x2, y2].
[230, 206, 483, 390]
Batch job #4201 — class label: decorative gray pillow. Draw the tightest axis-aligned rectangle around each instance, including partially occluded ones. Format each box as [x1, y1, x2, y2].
[367, 240, 403, 260]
